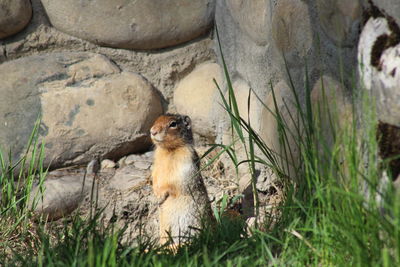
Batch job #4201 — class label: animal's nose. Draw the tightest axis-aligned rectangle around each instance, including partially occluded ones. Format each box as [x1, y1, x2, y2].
[150, 127, 158, 136]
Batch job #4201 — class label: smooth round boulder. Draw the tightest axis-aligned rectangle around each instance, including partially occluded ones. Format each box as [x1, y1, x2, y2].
[311, 75, 353, 139]
[271, 0, 313, 65]
[0, 52, 163, 169]
[41, 0, 215, 50]
[227, 0, 270, 46]
[30, 170, 94, 221]
[316, 0, 362, 47]
[259, 81, 300, 179]
[173, 62, 222, 137]
[0, 0, 32, 39]
[233, 78, 260, 132]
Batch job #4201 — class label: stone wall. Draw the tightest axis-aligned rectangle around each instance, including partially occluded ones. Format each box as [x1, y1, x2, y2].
[0, 0, 216, 168]
[1, 0, 399, 173]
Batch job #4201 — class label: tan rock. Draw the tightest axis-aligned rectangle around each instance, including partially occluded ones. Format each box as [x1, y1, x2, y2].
[0, 0, 32, 39]
[311, 75, 353, 176]
[316, 0, 362, 47]
[109, 165, 148, 191]
[233, 78, 261, 132]
[41, 0, 215, 50]
[0, 52, 163, 169]
[101, 159, 116, 170]
[271, 0, 313, 65]
[30, 170, 94, 221]
[173, 62, 222, 137]
[227, 0, 270, 46]
[259, 81, 301, 179]
[311, 75, 353, 134]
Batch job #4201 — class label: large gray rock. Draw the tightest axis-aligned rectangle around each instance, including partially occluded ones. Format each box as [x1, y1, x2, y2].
[311, 75, 353, 162]
[316, 0, 362, 47]
[41, 0, 215, 50]
[0, 0, 32, 39]
[232, 78, 261, 132]
[0, 52, 163, 169]
[109, 165, 148, 191]
[226, 0, 270, 46]
[30, 168, 94, 220]
[271, 0, 313, 66]
[259, 81, 301, 179]
[372, 0, 400, 26]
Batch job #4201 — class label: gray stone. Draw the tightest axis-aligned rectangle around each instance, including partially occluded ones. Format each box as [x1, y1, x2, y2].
[311, 75, 353, 163]
[226, 0, 270, 46]
[0, 0, 32, 39]
[0, 52, 163, 169]
[316, 0, 362, 47]
[41, 0, 215, 50]
[259, 81, 301, 179]
[109, 165, 148, 191]
[233, 78, 261, 132]
[134, 160, 151, 170]
[271, 0, 313, 66]
[372, 0, 400, 26]
[30, 172, 94, 220]
[125, 154, 143, 166]
[117, 156, 127, 168]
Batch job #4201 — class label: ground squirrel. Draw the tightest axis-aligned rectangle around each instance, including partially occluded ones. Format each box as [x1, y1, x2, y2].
[150, 114, 212, 245]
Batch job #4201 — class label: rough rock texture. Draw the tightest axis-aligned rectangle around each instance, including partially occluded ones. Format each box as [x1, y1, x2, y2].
[311, 75, 353, 156]
[259, 80, 301, 179]
[316, 0, 362, 47]
[226, 0, 270, 46]
[372, 0, 400, 26]
[109, 165, 148, 191]
[30, 168, 95, 220]
[173, 62, 222, 138]
[0, 52, 163, 169]
[41, 0, 215, 50]
[233, 78, 260, 131]
[271, 0, 313, 66]
[0, 0, 32, 39]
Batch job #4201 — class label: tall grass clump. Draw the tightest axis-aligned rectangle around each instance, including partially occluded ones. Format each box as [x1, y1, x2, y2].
[0, 118, 47, 261]
[212, 26, 400, 266]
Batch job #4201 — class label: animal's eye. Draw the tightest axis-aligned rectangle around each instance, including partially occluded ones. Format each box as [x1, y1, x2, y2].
[169, 121, 177, 128]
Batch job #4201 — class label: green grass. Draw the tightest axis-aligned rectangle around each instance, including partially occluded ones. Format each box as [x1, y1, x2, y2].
[2, 35, 400, 266]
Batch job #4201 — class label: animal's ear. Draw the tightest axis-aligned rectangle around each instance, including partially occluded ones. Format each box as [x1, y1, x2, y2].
[183, 115, 191, 130]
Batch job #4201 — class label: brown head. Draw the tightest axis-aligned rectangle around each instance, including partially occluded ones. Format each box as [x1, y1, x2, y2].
[150, 114, 193, 150]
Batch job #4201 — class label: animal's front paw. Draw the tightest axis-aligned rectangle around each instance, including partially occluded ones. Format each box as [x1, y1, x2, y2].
[158, 191, 170, 206]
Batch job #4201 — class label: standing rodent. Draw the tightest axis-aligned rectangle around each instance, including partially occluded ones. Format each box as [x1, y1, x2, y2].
[150, 114, 212, 245]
